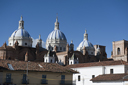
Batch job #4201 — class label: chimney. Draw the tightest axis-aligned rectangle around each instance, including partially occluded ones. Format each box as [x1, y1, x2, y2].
[25, 52, 28, 61]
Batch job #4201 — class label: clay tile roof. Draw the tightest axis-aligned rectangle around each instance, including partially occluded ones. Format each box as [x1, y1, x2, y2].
[90, 74, 128, 81]
[0, 59, 77, 73]
[66, 60, 128, 68]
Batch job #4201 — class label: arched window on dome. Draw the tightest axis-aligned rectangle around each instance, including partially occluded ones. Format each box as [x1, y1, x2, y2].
[22, 23, 23, 27]
[117, 48, 120, 55]
[25, 43, 27, 45]
[20, 23, 22, 26]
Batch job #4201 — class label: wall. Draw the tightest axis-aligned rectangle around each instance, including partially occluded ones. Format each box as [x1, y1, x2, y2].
[1, 70, 72, 85]
[72, 64, 125, 85]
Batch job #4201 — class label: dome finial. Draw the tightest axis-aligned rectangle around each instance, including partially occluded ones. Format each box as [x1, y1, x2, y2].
[71, 40, 73, 44]
[84, 29, 88, 40]
[20, 15, 23, 21]
[39, 34, 41, 39]
[54, 13, 59, 30]
[19, 16, 24, 29]
[56, 13, 58, 22]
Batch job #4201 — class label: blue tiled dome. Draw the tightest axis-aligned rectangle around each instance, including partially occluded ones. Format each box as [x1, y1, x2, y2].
[47, 29, 67, 40]
[11, 29, 31, 38]
[77, 39, 94, 48]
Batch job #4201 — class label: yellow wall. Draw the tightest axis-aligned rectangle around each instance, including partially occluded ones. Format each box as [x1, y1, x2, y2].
[0, 71, 73, 85]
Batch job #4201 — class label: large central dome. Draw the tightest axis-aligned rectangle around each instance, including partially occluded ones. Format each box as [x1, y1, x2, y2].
[46, 17, 67, 52]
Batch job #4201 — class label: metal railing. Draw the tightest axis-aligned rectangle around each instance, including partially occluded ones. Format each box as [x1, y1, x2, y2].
[4, 78, 13, 84]
[59, 80, 75, 85]
[41, 79, 48, 84]
[22, 79, 29, 84]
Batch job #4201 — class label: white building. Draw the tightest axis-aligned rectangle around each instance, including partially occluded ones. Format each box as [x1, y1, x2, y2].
[67, 60, 128, 85]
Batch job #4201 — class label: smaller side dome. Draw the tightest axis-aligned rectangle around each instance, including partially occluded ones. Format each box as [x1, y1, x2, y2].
[77, 30, 95, 55]
[8, 16, 32, 47]
[11, 29, 31, 38]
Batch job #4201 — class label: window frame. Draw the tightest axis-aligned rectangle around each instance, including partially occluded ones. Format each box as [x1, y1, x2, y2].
[110, 69, 113, 74]
[78, 75, 80, 81]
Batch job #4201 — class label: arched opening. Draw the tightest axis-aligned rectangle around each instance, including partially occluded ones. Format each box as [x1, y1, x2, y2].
[8, 57, 11, 60]
[71, 62, 72, 65]
[117, 48, 120, 55]
[51, 59, 52, 63]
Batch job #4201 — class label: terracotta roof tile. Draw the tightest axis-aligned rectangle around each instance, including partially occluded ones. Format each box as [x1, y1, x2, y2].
[0, 59, 77, 73]
[66, 60, 128, 68]
[90, 74, 128, 81]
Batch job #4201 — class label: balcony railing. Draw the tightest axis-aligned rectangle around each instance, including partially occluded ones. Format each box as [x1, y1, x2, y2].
[4, 78, 13, 84]
[22, 79, 29, 84]
[41, 79, 48, 84]
[59, 80, 75, 85]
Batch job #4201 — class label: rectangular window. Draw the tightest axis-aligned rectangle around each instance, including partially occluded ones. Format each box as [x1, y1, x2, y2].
[60, 47, 62, 50]
[22, 74, 28, 84]
[63, 47, 66, 51]
[92, 75, 95, 78]
[6, 73, 11, 83]
[110, 69, 113, 74]
[42, 75, 47, 84]
[78, 75, 80, 81]
[61, 75, 65, 84]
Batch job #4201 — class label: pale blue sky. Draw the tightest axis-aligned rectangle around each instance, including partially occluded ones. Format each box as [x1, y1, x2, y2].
[0, 0, 128, 57]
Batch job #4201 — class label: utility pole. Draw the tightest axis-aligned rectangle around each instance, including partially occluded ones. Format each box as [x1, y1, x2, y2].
[26, 61, 29, 85]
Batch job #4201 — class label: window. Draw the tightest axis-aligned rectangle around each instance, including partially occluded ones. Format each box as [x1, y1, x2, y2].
[91, 52, 93, 54]
[60, 47, 62, 51]
[22, 23, 23, 27]
[20, 23, 22, 26]
[56, 46, 58, 51]
[117, 48, 120, 55]
[22, 74, 28, 84]
[110, 69, 113, 74]
[25, 43, 27, 45]
[10, 43, 11, 45]
[51, 59, 52, 63]
[52, 47, 53, 50]
[6, 73, 11, 83]
[92, 75, 95, 78]
[60, 75, 65, 84]
[42, 75, 47, 84]
[63, 47, 66, 51]
[78, 75, 80, 81]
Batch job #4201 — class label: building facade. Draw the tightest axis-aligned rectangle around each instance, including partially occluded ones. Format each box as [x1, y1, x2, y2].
[112, 40, 128, 62]
[67, 60, 128, 85]
[0, 59, 76, 85]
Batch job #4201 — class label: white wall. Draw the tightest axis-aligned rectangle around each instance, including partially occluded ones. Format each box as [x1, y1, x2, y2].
[72, 64, 125, 85]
